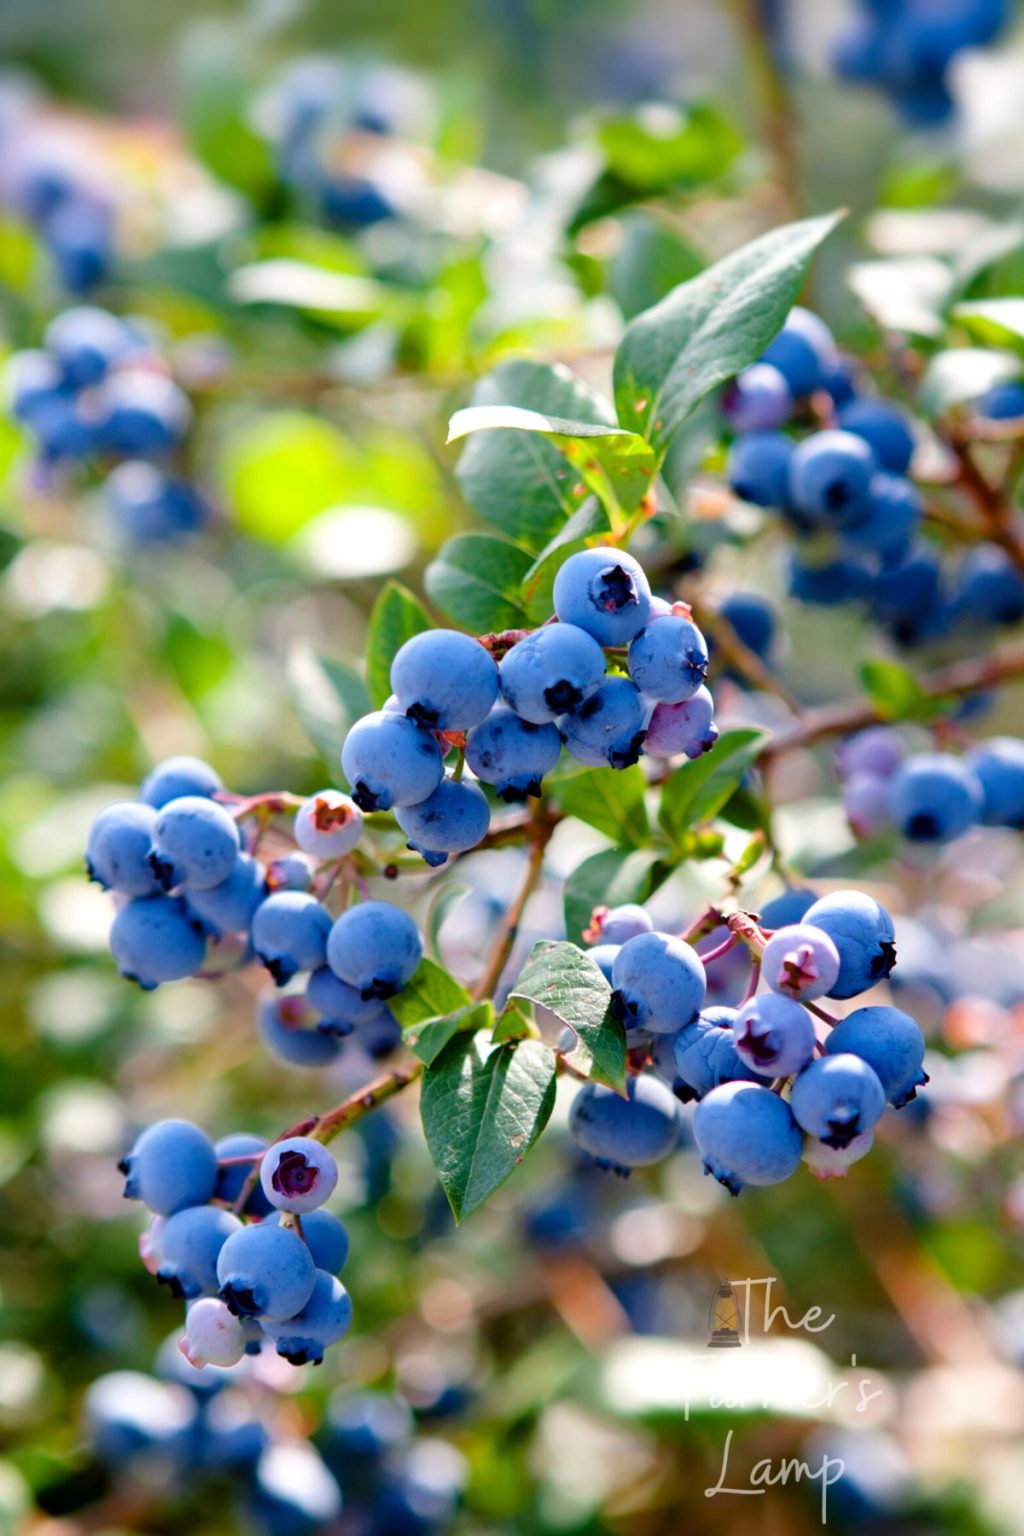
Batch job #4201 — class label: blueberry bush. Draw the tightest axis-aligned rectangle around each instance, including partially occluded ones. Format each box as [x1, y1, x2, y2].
[6, 3, 1024, 1534]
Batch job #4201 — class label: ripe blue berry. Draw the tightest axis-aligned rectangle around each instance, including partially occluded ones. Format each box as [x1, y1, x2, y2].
[967, 737, 1024, 827]
[216, 1222, 317, 1320]
[395, 777, 491, 866]
[790, 1052, 886, 1148]
[499, 623, 609, 723]
[887, 753, 983, 843]
[358, 1010, 403, 1060]
[46, 197, 114, 294]
[4, 349, 63, 423]
[96, 369, 192, 456]
[559, 677, 647, 769]
[585, 943, 620, 982]
[84, 1370, 197, 1464]
[611, 932, 706, 1034]
[787, 430, 876, 524]
[672, 1008, 761, 1100]
[758, 887, 818, 928]
[266, 852, 315, 892]
[732, 994, 816, 1076]
[465, 707, 562, 800]
[693, 1080, 803, 1194]
[258, 993, 344, 1067]
[390, 630, 499, 730]
[157, 1205, 243, 1299]
[976, 379, 1024, 420]
[267, 1209, 349, 1274]
[627, 614, 709, 702]
[835, 727, 905, 781]
[185, 854, 266, 937]
[841, 473, 921, 559]
[760, 307, 837, 396]
[140, 756, 223, 809]
[260, 1137, 338, 1214]
[717, 593, 776, 665]
[340, 711, 444, 813]
[584, 904, 652, 945]
[251, 892, 332, 985]
[327, 901, 422, 1000]
[293, 790, 363, 859]
[824, 1004, 928, 1107]
[306, 966, 386, 1031]
[727, 430, 794, 507]
[802, 891, 896, 999]
[180, 1298, 247, 1369]
[643, 685, 718, 759]
[953, 544, 1024, 627]
[721, 362, 792, 432]
[837, 398, 915, 474]
[213, 1134, 274, 1216]
[568, 1074, 680, 1173]
[552, 547, 652, 646]
[119, 1119, 218, 1215]
[149, 797, 241, 891]
[107, 463, 209, 546]
[44, 305, 132, 388]
[261, 1269, 353, 1366]
[110, 895, 207, 989]
[86, 802, 161, 896]
[843, 772, 893, 838]
[761, 924, 841, 1001]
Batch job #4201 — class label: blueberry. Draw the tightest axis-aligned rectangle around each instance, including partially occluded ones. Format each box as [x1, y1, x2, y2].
[357, 1010, 403, 1060]
[261, 1269, 353, 1366]
[627, 614, 709, 702]
[952, 545, 1024, 627]
[790, 1052, 886, 1148]
[110, 895, 207, 988]
[140, 756, 223, 809]
[584, 904, 653, 945]
[326, 900, 422, 1000]
[761, 923, 841, 1001]
[824, 1004, 928, 1107]
[86, 801, 161, 896]
[843, 772, 893, 838]
[804, 1129, 874, 1180]
[967, 737, 1024, 827]
[96, 370, 192, 457]
[721, 362, 793, 432]
[340, 710, 444, 813]
[975, 380, 1024, 420]
[732, 994, 816, 1076]
[717, 592, 777, 665]
[293, 790, 363, 859]
[119, 1119, 218, 1215]
[186, 854, 266, 937]
[44, 305, 133, 389]
[693, 1080, 803, 1194]
[560, 676, 648, 769]
[568, 1074, 680, 1173]
[84, 1370, 198, 1465]
[390, 631, 499, 730]
[216, 1222, 317, 1320]
[213, 1134, 274, 1216]
[643, 684, 718, 759]
[251, 892, 332, 985]
[672, 1008, 762, 1100]
[28, 389, 96, 460]
[727, 430, 794, 507]
[840, 473, 921, 559]
[260, 1137, 338, 1214]
[180, 1297, 247, 1369]
[758, 887, 818, 928]
[837, 398, 915, 475]
[610, 931, 706, 1034]
[789, 553, 872, 607]
[150, 796, 241, 891]
[868, 548, 953, 647]
[787, 430, 876, 525]
[106, 462, 209, 546]
[465, 707, 562, 800]
[322, 174, 395, 228]
[499, 623, 608, 723]
[251, 1441, 342, 1527]
[887, 753, 983, 843]
[760, 306, 837, 397]
[267, 1209, 349, 1274]
[3, 349, 63, 422]
[44, 196, 114, 294]
[835, 726, 905, 781]
[266, 852, 315, 892]
[395, 777, 492, 866]
[552, 547, 652, 646]
[156, 1205, 243, 1299]
[802, 891, 896, 999]
[306, 966, 387, 1031]
[583, 943, 620, 983]
[258, 992, 344, 1067]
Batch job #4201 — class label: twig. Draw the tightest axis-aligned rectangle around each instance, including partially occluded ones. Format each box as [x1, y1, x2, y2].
[473, 810, 554, 1002]
[309, 1063, 425, 1146]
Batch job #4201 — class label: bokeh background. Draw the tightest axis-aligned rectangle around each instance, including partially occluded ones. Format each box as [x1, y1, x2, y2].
[3, 1, 1024, 1533]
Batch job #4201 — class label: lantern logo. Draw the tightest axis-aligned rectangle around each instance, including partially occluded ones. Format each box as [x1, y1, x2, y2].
[707, 1280, 742, 1348]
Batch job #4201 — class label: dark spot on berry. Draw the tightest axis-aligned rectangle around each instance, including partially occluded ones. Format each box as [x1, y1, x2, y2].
[544, 679, 582, 713]
[905, 812, 940, 840]
[148, 852, 175, 890]
[595, 564, 638, 613]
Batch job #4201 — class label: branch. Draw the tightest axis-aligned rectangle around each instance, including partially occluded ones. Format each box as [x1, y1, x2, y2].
[473, 809, 555, 1002]
[309, 1063, 425, 1146]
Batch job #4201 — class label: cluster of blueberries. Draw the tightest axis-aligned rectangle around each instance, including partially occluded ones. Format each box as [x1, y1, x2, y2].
[1, 130, 114, 293]
[122, 1119, 352, 1370]
[342, 546, 718, 864]
[833, 0, 1009, 126]
[567, 889, 928, 1194]
[724, 306, 1024, 649]
[85, 753, 423, 1064]
[4, 304, 209, 546]
[837, 724, 1024, 845]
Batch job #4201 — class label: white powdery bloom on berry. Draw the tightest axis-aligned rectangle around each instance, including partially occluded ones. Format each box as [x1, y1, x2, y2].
[761, 923, 841, 1002]
[293, 790, 363, 860]
[180, 1297, 246, 1368]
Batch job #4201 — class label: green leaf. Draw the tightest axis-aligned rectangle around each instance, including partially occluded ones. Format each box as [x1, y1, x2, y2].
[390, 957, 472, 1028]
[596, 103, 742, 193]
[492, 999, 535, 1044]
[554, 764, 649, 847]
[406, 1003, 492, 1067]
[287, 645, 370, 767]
[520, 496, 611, 620]
[847, 257, 952, 338]
[952, 299, 1024, 353]
[452, 360, 617, 547]
[420, 1035, 557, 1220]
[563, 847, 663, 946]
[614, 211, 843, 454]
[425, 534, 534, 632]
[365, 581, 432, 709]
[509, 939, 625, 1091]
[658, 728, 767, 845]
[919, 348, 1021, 415]
[860, 659, 925, 720]
[227, 260, 395, 329]
[608, 212, 705, 321]
[426, 882, 471, 962]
